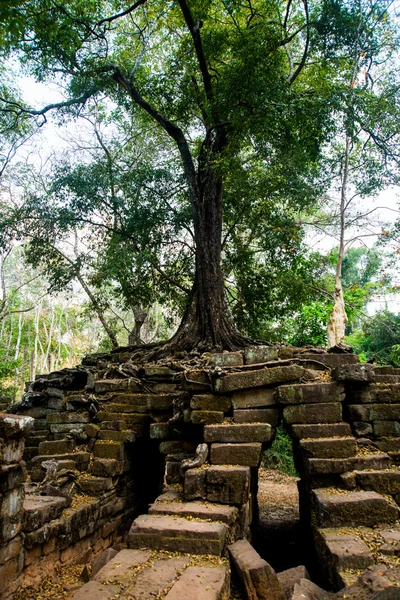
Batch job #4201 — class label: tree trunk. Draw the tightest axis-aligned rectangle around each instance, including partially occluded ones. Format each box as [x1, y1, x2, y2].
[327, 135, 350, 348]
[164, 131, 249, 353]
[128, 305, 148, 345]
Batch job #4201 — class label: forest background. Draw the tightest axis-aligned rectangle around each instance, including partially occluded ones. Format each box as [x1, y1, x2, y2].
[0, 0, 399, 401]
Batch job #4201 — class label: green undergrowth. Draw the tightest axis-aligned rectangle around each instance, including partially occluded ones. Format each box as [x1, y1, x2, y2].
[262, 425, 299, 477]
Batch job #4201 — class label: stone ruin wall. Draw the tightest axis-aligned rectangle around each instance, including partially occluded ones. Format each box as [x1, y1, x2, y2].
[0, 344, 400, 598]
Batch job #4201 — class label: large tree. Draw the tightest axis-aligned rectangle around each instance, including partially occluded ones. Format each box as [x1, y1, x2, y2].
[1, 0, 393, 353]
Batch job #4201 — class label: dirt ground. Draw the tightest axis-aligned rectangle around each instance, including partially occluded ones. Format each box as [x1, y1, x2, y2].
[257, 467, 300, 525]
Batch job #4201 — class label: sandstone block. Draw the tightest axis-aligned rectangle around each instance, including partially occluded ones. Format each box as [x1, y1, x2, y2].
[244, 345, 279, 365]
[90, 458, 128, 477]
[0, 414, 34, 438]
[191, 411, 224, 425]
[291, 423, 351, 439]
[94, 379, 142, 393]
[23, 495, 67, 532]
[0, 536, 22, 565]
[38, 439, 75, 455]
[215, 366, 303, 393]
[233, 408, 280, 425]
[0, 439, 25, 464]
[210, 443, 262, 467]
[277, 382, 343, 405]
[78, 476, 114, 494]
[284, 403, 342, 424]
[93, 441, 125, 461]
[208, 351, 244, 367]
[207, 465, 250, 505]
[348, 404, 400, 421]
[72, 581, 120, 599]
[277, 565, 310, 598]
[317, 531, 374, 572]
[228, 539, 284, 600]
[312, 489, 399, 527]
[98, 430, 135, 442]
[46, 412, 90, 424]
[0, 464, 26, 494]
[232, 388, 276, 409]
[306, 453, 391, 475]
[191, 394, 231, 411]
[149, 499, 237, 524]
[184, 469, 207, 500]
[204, 423, 272, 443]
[300, 437, 357, 459]
[147, 393, 184, 411]
[355, 470, 400, 495]
[100, 420, 127, 431]
[373, 421, 400, 437]
[165, 565, 230, 600]
[332, 364, 374, 382]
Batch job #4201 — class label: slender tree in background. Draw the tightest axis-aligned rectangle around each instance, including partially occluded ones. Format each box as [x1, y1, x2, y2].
[0, 0, 399, 354]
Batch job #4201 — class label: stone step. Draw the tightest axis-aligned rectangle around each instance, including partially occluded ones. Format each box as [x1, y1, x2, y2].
[72, 549, 230, 600]
[311, 489, 399, 527]
[291, 423, 352, 439]
[355, 470, 400, 496]
[23, 495, 68, 532]
[210, 442, 262, 466]
[375, 375, 400, 383]
[38, 439, 76, 455]
[149, 498, 238, 524]
[305, 453, 392, 476]
[299, 437, 357, 459]
[204, 423, 272, 443]
[93, 440, 125, 460]
[128, 514, 228, 555]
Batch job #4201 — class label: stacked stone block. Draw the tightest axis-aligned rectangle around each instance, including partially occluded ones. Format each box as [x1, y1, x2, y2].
[0, 413, 33, 596]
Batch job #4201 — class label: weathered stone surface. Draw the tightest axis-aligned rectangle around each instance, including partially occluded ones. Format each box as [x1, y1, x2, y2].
[210, 443, 262, 467]
[32, 451, 90, 469]
[334, 564, 400, 600]
[191, 394, 231, 411]
[232, 388, 276, 409]
[352, 421, 373, 437]
[374, 421, 400, 437]
[295, 352, 359, 367]
[207, 352, 244, 367]
[284, 403, 342, 425]
[215, 366, 304, 393]
[228, 539, 284, 600]
[355, 470, 400, 495]
[291, 579, 329, 600]
[291, 423, 351, 439]
[92, 548, 152, 582]
[78, 476, 114, 494]
[375, 437, 400, 452]
[379, 530, 400, 556]
[38, 439, 76, 455]
[332, 364, 374, 382]
[300, 437, 357, 459]
[191, 411, 224, 425]
[93, 441, 125, 460]
[100, 420, 128, 430]
[90, 547, 119, 577]
[98, 429, 135, 442]
[348, 404, 400, 422]
[233, 408, 280, 425]
[0, 536, 22, 565]
[244, 345, 279, 365]
[277, 382, 343, 405]
[312, 489, 399, 527]
[94, 379, 142, 393]
[0, 438, 25, 464]
[0, 487, 24, 542]
[147, 393, 185, 411]
[23, 495, 67, 532]
[317, 530, 374, 572]
[128, 514, 228, 555]
[277, 566, 310, 599]
[127, 557, 196, 599]
[204, 423, 272, 443]
[165, 565, 230, 600]
[0, 414, 34, 438]
[46, 412, 90, 424]
[49, 423, 86, 434]
[306, 453, 391, 475]
[184, 469, 207, 500]
[90, 458, 128, 477]
[183, 371, 213, 392]
[0, 465, 26, 495]
[149, 499, 237, 524]
[207, 465, 250, 505]
[159, 440, 184, 454]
